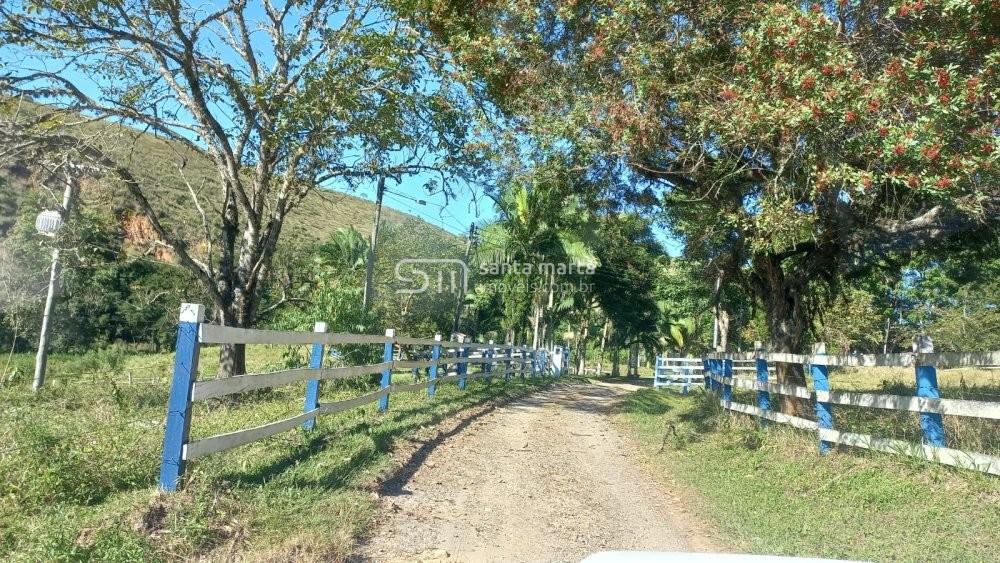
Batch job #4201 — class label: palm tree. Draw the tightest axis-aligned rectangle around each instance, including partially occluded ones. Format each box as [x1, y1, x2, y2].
[475, 173, 598, 348]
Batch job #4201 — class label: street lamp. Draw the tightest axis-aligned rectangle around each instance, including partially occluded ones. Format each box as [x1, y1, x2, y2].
[34, 209, 64, 236]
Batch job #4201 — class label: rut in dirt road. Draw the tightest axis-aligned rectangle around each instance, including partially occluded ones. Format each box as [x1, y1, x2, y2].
[354, 381, 719, 563]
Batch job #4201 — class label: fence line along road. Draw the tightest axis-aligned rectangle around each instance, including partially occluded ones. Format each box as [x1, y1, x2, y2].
[695, 339, 1000, 477]
[159, 303, 571, 492]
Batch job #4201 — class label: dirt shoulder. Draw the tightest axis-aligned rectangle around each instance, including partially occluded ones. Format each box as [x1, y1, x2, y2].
[353, 380, 721, 562]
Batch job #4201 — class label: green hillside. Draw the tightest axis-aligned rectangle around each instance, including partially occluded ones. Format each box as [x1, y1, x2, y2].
[0, 111, 459, 248]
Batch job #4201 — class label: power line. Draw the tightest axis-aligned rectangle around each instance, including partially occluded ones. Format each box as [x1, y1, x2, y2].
[382, 192, 468, 234]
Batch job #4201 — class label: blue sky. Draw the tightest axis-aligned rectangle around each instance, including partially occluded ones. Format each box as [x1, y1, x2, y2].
[346, 178, 684, 256]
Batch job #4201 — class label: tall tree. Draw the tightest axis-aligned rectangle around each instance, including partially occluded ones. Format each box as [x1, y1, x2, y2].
[414, 0, 1000, 407]
[475, 161, 598, 348]
[1, 0, 483, 375]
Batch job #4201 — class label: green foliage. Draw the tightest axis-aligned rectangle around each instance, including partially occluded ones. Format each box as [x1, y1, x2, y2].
[591, 214, 662, 349]
[0, 190, 208, 355]
[419, 0, 1000, 356]
[474, 160, 600, 342]
[893, 246, 1000, 352]
[816, 286, 890, 354]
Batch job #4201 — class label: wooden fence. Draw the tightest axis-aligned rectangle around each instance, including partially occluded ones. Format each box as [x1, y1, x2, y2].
[702, 339, 1000, 476]
[159, 303, 564, 491]
[654, 356, 777, 392]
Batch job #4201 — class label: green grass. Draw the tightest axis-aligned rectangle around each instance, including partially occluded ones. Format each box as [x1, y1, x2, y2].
[0, 349, 558, 561]
[613, 388, 1000, 562]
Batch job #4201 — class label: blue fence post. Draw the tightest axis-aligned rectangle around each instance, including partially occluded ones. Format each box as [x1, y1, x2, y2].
[722, 358, 733, 403]
[379, 328, 395, 412]
[505, 347, 512, 382]
[702, 358, 710, 390]
[914, 336, 945, 447]
[707, 358, 718, 392]
[458, 337, 468, 391]
[159, 303, 204, 492]
[810, 342, 833, 454]
[428, 333, 442, 397]
[755, 342, 770, 427]
[486, 340, 494, 383]
[302, 321, 327, 431]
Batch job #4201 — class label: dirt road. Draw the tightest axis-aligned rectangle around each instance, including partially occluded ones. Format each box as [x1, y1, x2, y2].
[355, 381, 719, 563]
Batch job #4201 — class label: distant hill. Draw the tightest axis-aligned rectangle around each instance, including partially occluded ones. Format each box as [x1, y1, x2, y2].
[0, 107, 460, 251]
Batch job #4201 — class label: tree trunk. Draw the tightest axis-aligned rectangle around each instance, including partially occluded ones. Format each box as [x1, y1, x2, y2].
[597, 318, 609, 376]
[217, 296, 249, 378]
[753, 255, 811, 416]
[531, 301, 542, 349]
[628, 342, 640, 378]
[718, 308, 730, 351]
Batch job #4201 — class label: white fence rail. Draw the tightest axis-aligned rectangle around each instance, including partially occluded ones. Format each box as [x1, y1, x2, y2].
[701, 343, 1000, 477]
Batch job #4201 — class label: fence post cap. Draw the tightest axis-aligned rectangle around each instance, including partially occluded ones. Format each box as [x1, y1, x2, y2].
[434, 333, 442, 342]
[179, 303, 205, 323]
[385, 328, 396, 338]
[313, 322, 328, 332]
[913, 335, 934, 354]
[489, 339, 494, 345]
[811, 342, 827, 355]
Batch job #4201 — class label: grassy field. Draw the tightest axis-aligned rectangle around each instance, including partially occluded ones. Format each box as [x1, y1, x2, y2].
[613, 380, 1000, 562]
[0, 348, 558, 561]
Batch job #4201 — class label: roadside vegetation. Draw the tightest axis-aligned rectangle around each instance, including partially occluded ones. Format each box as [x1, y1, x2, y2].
[1, 349, 559, 561]
[615, 381, 1000, 562]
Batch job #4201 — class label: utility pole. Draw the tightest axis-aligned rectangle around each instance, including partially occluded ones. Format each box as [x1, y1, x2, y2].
[33, 161, 79, 392]
[362, 175, 386, 312]
[452, 223, 476, 335]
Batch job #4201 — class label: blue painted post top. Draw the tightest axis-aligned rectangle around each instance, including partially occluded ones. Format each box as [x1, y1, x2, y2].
[810, 342, 833, 454]
[379, 329, 395, 412]
[159, 303, 205, 492]
[302, 321, 327, 431]
[914, 335, 945, 448]
[428, 334, 442, 397]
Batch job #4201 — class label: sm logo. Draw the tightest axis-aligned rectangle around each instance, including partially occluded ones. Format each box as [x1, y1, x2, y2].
[394, 259, 469, 295]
